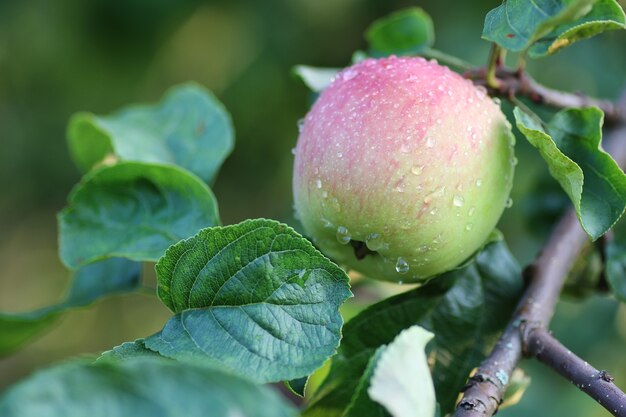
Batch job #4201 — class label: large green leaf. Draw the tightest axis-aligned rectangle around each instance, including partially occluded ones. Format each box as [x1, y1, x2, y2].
[0, 258, 140, 356]
[144, 219, 352, 383]
[605, 219, 626, 302]
[0, 357, 297, 417]
[483, 0, 625, 58]
[305, 241, 522, 416]
[67, 83, 234, 184]
[365, 7, 435, 56]
[514, 107, 626, 240]
[59, 162, 220, 269]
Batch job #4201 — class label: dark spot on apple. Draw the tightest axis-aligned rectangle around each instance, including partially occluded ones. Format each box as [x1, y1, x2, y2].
[506, 33, 515, 38]
[351, 240, 376, 260]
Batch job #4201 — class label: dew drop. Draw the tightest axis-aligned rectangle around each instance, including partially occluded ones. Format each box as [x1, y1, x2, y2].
[469, 206, 475, 217]
[315, 179, 322, 189]
[330, 198, 342, 212]
[320, 217, 333, 228]
[465, 223, 474, 231]
[336, 226, 351, 245]
[400, 143, 410, 153]
[291, 147, 296, 155]
[342, 68, 358, 81]
[297, 119, 305, 131]
[397, 280, 404, 285]
[337, 152, 343, 158]
[426, 137, 434, 148]
[505, 198, 513, 208]
[411, 165, 424, 175]
[395, 257, 410, 274]
[453, 194, 465, 207]
[418, 245, 429, 253]
[430, 208, 438, 216]
[322, 190, 328, 198]
[475, 178, 483, 187]
[365, 233, 385, 251]
[493, 97, 502, 106]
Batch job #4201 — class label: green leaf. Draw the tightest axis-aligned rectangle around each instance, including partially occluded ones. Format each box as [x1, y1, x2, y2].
[145, 219, 352, 383]
[285, 377, 309, 397]
[341, 348, 387, 417]
[59, 162, 220, 269]
[293, 66, 339, 93]
[368, 326, 436, 417]
[483, 0, 625, 58]
[0, 357, 297, 417]
[365, 7, 435, 56]
[605, 219, 626, 302]
[67, 82, 234, 184]
[305, 241, 522, 416]
[0, 259, 140, 357]
[98, 339, 162, 361]
[514, 107, 626, 240]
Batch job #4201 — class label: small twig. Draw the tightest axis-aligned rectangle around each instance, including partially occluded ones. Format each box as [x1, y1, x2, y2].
[525, 328, 626, 417]
[464, 67, 626, 124]
[453, 120, 626, 417]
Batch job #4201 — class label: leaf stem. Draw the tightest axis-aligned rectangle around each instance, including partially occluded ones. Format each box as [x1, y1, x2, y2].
[485, 44, 503, 88]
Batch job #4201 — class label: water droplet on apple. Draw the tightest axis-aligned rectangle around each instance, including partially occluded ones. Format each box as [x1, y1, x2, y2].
[395, 257, 410, 274]
[475, 178, 482, 187]
[505, 198, 513, 208]
[469, 206, 475, 217]
[336, 226, 351, 245]
[365, 232, 384, 251]
[453, 194, 465, 207]
[465, 223, 474, 231]
[297, 119, 305, 131]
[426, 137, 434, 148]
[342, 68, 358, 81]
[411, 165, 424, 175]
[291, 147, 296, 155]
[320, 217, 333, 228]
[315, 179, 322, 189]
[330, 198, 341, 212]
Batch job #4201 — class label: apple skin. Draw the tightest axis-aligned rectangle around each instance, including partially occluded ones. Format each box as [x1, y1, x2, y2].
[293, 56, 515, 283]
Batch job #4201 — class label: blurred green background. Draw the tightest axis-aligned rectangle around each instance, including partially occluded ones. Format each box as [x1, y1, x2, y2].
[1, 0, 625, 415]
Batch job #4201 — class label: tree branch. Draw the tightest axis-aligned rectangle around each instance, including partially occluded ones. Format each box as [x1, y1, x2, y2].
[453, 120, 626, 417]
[464, 67, 626, 124]
[525, 328, 626, 417]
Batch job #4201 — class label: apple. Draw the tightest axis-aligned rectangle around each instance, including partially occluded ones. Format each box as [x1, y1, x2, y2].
[292, 56, 515, 283]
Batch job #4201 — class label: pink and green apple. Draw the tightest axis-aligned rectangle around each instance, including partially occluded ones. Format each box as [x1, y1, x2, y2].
[293, 56, 515, 283]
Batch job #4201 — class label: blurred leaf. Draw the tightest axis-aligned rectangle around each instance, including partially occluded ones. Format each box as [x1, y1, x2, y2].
[514, 106, 626, 240]
[0, 357, 297, 417]
[59, 162, 220, 269]
[605, 219, 626, 302]
[368, 326, 436, 417]
[483, 0, 625, 58]
[0, 259, 140, 357]
[67, 83, 234, 184]
[305, 241, 522, 416]
[293, 66, 339, 93]
[145, 219, 352, 383]
[365, 7, 434, 56]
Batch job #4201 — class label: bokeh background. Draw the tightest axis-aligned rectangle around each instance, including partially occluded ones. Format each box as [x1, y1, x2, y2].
[1, 0, 626, 415]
